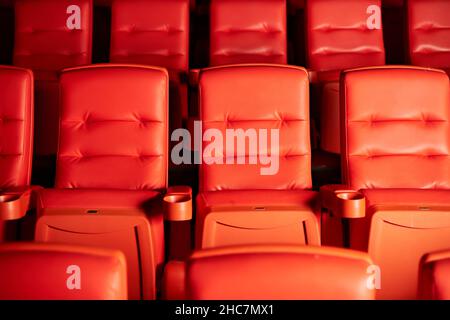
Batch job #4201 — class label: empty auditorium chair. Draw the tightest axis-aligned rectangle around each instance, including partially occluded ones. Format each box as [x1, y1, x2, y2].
[406, 0, 450, 75]
[321, 66, 450, 299]
[163, 245, 376, 300]
[192, 64, 320, 249]
[305, 0, 385, 153]
[419, 249, 450, 300]
[34, 65, 192, 300]
[110, 0, 190, 130]
[13, 0, 93, 183]
[0, 243, 127, 299]
[209, 0, 287, 66]
[0, 66, 34, 241]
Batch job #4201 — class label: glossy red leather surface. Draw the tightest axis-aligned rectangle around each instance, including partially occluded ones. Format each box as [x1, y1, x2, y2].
[36, 65, 168, 300]
[339, 66, 450, 299]
[420, 250, 450, 300]
[350, 189, 450, 251]
[199, 64, 311, 191]
[407, 0, 450, 70]
[111, 0, 189, 73]
[198, 190, 318, 208]
[306, 0, 385, 72]
[164, 245, 375, 300]
[210, 0, 287, 66]
[110, 0, 189, 129]
[196, 64, 318, 249]
[341, 66, 450, 190]
[13, 0, 93, 157]
[13, 0, 92, 73]
[36, 187, 165, 291]
[0, 243, 127, 300]
[0, 66, 33, 189]
[38, 188, 161, 209]
[56, 65, 168, 190]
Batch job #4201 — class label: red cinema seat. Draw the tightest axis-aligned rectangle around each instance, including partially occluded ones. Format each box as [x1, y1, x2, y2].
[13, 0, 92, 181]
[0, 66, 34, 241]
[209, 0, 287, 66]
[110, 0, 190, 130]
[0, 243, 127, 300]
[306, 0, 385, 154]
[321, 66, 450, 299]
[406, 0, 450, 76]
[34, 65, 190, 300]
[419, 250, 450, 300]
[163, 245, 375, 300]
[194, 64, 320, 249]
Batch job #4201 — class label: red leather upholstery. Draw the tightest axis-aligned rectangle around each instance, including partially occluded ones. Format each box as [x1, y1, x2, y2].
[419, 250, 450, 300]
[111, 0, 189, 74]
[0, 243, 127, 300]
[306, 0, 385, 154]
[56, 65, 168, 189]
[306, 0, 385, 72]
[196, 190, 319, 247]
[110, 0, 189, 129]
[0, 66, 33, 239]
[339, 66, 450, 299]
[196, 64, 319, 249]
[342, 67, 449, 190]
[349, 189, 450, 251]
[210, 0, 287, 66]
[200, 65, 311, 191]
[0, 66, 33, 190]
[163, 245, 375, 300]
[14, 0, 92, 158]
[35, 65, 168, 300]
[407, 0, 450, 73]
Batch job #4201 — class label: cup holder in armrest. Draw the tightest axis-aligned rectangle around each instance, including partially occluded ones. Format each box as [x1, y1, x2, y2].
[163, 187, 193, 222]
[320, 185, 366, 219]
[334, 191, 366, 219]
[0, 189, 32, 221]
[0, 194, 21, 203]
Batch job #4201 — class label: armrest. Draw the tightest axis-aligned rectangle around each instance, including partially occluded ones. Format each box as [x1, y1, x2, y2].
[188, 69, 201, 87]
[320, 184, 366, 219]
[0, 187, 33, 221]
[163, 186, 193, 221]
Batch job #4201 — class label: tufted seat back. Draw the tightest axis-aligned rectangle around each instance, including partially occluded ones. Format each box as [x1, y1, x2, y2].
[56, 64, 168, 190]
[407, 0, 450, 72]
[0, 66, 33, 190]
[341, 66, 450, 190]
[209, 0, 287, 66]
[199, 64, 311, 192]
[110, 0, 189, 73]
[13, 0, 92, 78]
[306, 0, 385, 72]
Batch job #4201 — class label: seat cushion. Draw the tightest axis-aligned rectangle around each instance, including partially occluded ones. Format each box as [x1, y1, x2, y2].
[350, 189, 450, 250]
[363, 189, 450, 208]
[197, 190, 318, 209]
[38, 188, 161, 209]
[196, 190, 320, 248]
[37, 188, 164, 272]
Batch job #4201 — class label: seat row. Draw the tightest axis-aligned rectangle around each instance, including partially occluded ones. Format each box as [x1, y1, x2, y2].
[2, 0, 448, 180]
[0, 63, 449, 299]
